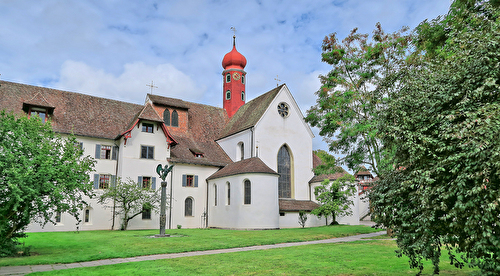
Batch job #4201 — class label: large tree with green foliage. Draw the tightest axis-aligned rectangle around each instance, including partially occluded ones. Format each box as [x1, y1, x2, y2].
[306, 23, 412, 176]
[371, 0, 500, 274]
[98, 178, 160, 230]
[0, 111, 95, 256]
[312, 150, 357, 224]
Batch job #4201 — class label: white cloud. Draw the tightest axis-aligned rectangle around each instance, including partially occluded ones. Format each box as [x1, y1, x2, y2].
[56, 61, 200, 104]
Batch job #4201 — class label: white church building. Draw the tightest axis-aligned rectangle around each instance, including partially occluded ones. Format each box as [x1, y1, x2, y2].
[1, 37, 368, 231]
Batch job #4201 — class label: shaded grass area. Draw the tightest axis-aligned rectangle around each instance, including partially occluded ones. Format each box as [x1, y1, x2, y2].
[30, 240, 480, 276]
[0, 225, 381, 266]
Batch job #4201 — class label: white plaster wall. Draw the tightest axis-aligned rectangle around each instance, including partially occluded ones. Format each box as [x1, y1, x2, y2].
[253, 86, 314, 200]
[208, 173, 279, 229]
[216, 129, 253, 162]
[115, 121, 171, 230]
[168, 164, 219, 229]
[278, 211, 327, 228]
[118, 120, 170, 182]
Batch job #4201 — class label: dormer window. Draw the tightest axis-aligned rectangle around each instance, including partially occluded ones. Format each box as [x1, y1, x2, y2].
[190, 148, 204, 158]
[22, 92, 55, 123]
[29, 107, 47, 123]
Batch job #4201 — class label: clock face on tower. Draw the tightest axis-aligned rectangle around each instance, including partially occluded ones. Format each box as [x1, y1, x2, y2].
[232, 72, 241, 80]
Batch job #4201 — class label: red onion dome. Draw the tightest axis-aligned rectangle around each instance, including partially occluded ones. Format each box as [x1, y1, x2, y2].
[222, 42, 247, 69]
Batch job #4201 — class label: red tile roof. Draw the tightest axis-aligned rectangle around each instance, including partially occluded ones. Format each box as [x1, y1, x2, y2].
[279, 199, 320, 211]
[0, 80, 143, 139]
[207, 157, 278, 180]
[218, 85, 283, 139]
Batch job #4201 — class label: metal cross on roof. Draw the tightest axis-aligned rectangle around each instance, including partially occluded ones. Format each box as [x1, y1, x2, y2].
[146, 81, 158, 94]
[274, 75, 281, 87]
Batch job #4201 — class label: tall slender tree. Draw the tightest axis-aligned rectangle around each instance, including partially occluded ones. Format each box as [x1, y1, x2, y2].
[306, 23, 412, 177]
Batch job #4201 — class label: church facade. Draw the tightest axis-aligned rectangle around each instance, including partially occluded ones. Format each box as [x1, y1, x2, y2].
[1, 38, 367, 231]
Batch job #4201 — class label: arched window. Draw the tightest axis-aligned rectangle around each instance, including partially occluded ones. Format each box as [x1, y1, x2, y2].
[237, 142, 244, 161]
[214, 184, 218, 206]
[277, 145, 292, 198]
[226, 73, 231, 83]
[226, 182, 231, 205]
[241, 91, 245, 101]
[185, 197, 193, 216]
[241, 75, 245, 84]
[244, 180, 251, 205]
[226, 90, 231, 100]
[163, 109, 170, 126]
[84, 208, 91, 223]
[240, 142, 244, 160]
[171, 110, 179, 127]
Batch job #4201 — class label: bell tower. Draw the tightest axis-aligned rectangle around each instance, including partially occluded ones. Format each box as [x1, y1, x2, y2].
[222, 35, 247, 118]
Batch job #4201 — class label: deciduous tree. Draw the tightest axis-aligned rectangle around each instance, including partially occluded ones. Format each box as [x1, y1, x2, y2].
[371, 1, 500, 274]
[0, 111, 95, 256]
[98, 178, 160, 230]
[306, 23, 412, 177]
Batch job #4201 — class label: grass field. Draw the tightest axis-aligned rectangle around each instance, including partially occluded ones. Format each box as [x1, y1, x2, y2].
[1, 225, 380, 266]
[29, 240, 480, 276]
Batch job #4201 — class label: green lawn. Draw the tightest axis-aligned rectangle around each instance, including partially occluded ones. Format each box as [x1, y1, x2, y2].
[29, 240, 480, 276]
[1, 225, 380, 266]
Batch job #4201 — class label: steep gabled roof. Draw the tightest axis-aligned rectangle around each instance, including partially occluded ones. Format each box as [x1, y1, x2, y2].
[137, 102, 163, 122]
[147, 94, 189, 109]
[218, 84, 283, 139]
[0, 80, 143, 139]
[207, 157, 278, 180]
[146, 96, 233, 167]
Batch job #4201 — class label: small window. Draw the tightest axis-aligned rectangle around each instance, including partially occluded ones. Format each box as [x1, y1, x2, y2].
[241, 91, 245, 101]
[99, 174, 111, 189]
[171, 110, 179, 127]
[214, 184, 217, 206]
[241, 75, 245, 84]
[141, 146, 154, 159]
[227, 182, 231, 205]
[101, 145, 112, 160]
[142, 206, 151, 220]
[186, 175, 194, 187]
[55, 211, 62, 223]
[185, 198, 193, 216]
[163, 109, 170, 126]
[244, 180, 251, 205]
[85, 209, 90, 223]
[30, 108, 47, 123]
[142, 176, 152, 189]
[279, 212, 285, 217]
[240, 142, 244, 161]
[226, 73, 231, 83]
[142, 123, 154, 133]
[226, 90, 231, 100]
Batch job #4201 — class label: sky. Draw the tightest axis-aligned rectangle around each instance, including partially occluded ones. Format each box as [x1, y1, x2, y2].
[0, 0, 451, 155]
